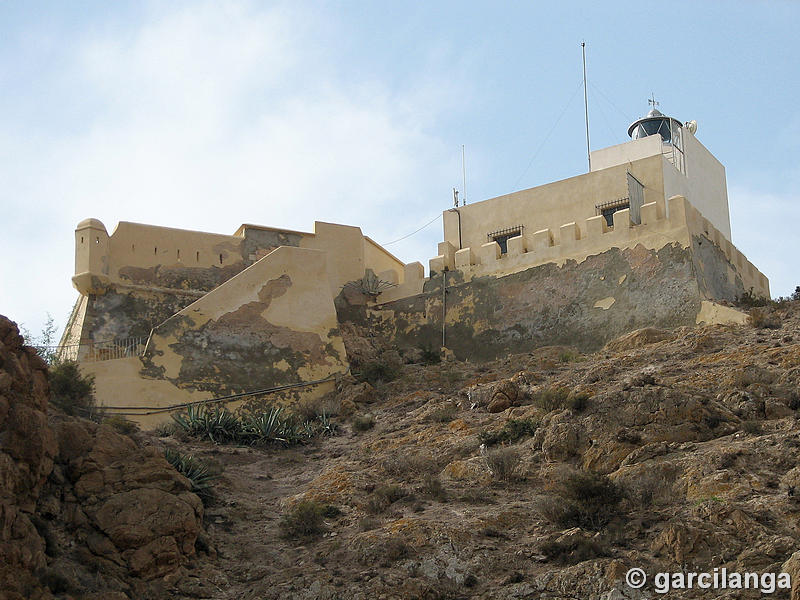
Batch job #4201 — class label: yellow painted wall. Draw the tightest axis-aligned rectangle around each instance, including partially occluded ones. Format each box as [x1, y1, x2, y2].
[442, 155, 664, 252]
[82, 245, 348, 428]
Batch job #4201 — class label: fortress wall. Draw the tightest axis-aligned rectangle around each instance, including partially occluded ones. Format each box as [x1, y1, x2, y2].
[70, 217, 408, 347]
[343, 196, 764, 362]
[682, 202, 769, 298]
[419, 195, 768, 302]
[428, 195, 684, 283]
[339, 238, 704, 362]
[82, 245, 348, 427]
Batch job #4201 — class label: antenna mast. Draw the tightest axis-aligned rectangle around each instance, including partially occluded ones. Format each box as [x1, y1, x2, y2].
[582, 42, 591, 172]
[461, 144, 467, 205]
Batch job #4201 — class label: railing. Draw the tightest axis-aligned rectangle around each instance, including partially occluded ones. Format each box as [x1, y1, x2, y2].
[35, 336, 149, 363]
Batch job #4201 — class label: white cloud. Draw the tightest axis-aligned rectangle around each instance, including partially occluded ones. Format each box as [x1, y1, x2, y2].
[0, 1, 464, 338]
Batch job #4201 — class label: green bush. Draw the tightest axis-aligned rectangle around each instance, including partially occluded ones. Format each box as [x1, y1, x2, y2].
[368, 484, 411, 513]
[357, 359, 400, 386]
[485, 447, 521, 482]
[479, 418, 539, 447]
[280, 500, 328, 538]
[49, 360, 97, 419]
[539, 471, 622, 530]
[532, 387, 570, 412]
[749, 308, 781, 329]
[532, 387, 589, 413]
[742, 420, 763, 435]
[419, 344, 441, 365]
[419, 474, 447, 501]
[382, 453, 438, 480]
[163, 448, 218, 504]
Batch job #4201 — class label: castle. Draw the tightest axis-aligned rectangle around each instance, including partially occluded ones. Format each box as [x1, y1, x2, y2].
[60, 105, 769, 426]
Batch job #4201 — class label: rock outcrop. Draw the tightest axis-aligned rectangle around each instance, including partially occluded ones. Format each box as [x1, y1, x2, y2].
[0, 315, 205, 599]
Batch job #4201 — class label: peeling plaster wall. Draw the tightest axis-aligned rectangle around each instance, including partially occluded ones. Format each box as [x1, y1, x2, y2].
[339, 241, 705, 362]
[143, 245, 348, 396]
[81, 246, 348, 427]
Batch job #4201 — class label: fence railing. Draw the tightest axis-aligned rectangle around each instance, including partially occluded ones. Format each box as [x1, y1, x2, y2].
[34, 336, 149, 363]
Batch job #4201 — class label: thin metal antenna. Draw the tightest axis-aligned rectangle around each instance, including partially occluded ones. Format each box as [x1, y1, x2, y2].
[582, 42, 591, 172]
[461, 145, 467, 205]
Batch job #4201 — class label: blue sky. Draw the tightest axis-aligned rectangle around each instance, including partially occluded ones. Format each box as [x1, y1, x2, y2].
[2, 1, 798, 340]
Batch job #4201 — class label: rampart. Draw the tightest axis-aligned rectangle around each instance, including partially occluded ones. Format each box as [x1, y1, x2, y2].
[337, 195, 768, 362]
[80, 245, 348, 428]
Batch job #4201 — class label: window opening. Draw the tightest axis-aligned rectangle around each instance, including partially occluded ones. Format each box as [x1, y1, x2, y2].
[595, 198, 630, 228]
[486, 225, 524, 255]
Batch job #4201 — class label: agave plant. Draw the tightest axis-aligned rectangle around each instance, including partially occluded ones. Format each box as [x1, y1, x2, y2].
[163, 447, 218, 503]
[316, 411, 338, 436]
[172, 405, 242, 443]
[242, 406, 293, 445]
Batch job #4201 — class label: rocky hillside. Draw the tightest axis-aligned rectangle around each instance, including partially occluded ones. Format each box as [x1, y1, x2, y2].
[0, 316, 206, 600]
[3, 300, 800, 599]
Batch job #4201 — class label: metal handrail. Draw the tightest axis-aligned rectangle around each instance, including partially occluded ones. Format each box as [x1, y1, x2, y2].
[37, 336, 149, 363]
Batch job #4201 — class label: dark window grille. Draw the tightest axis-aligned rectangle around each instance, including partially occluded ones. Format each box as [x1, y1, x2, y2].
[487, 225, 524, 255]
[595, 198, 630, 228]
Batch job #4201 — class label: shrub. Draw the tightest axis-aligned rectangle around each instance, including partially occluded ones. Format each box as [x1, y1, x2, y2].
[49, 360, 97, 419]
[737, 288, 772, 308]
[293, 396, 341, 422]
[357, 359, 400, 386]
[540, 471, 622, 530]
[383, 453, 438, 480]
[559, 351, 581, 363]
[353, 414, 375, 432]
[381, 537, 410, 565]
[749, 308, 781, 329]
[103, 415, 139, 436]
[163, 448, 218, 504]
[479, 418, 539, 447]
[153, 422, 176, 437]
[22, 314, 58, 365]
[742, 420, 763, 435]
[540, 537, 608, 565]
[368, 484, 411, 513]
[419, 344, 441, 365]
[485, 447, 521, 482]
[419, 474, 447, 501]
[532, 387, 570, 412]
[615, 429, 642, 445]
[280, 500, 327, 538]
[458, 488, 495, 505]
[622, 471, 673, 508]
[568, 392, 590, 412]
[426, 404, 458, 423]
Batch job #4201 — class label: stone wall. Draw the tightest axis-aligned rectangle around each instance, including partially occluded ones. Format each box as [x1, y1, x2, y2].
[81, 246, 349, 427]
[339, 230, 750, 362]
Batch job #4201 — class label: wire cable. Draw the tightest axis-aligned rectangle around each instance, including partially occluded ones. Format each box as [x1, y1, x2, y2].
[100, 370, 349, 415]
[588, 80, 634, 123]
[512, 79, 585, 190]
[382, 212, 442, 246]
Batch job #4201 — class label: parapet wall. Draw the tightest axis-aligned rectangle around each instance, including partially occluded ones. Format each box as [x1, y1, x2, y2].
[417, 195, 768, 301]
[338, 195, 768, 362]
